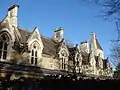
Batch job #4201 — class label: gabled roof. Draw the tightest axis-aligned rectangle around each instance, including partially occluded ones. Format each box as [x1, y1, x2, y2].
[96, 38, 103, 50]
[41, 36, 58, 55]
[17, 26, 59, 56]
[17, 26, 31, 44]
[68, 47, 91, 65]
[68, 47, 76, 60]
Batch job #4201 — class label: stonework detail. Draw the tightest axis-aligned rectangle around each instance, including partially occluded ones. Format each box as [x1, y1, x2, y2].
[0, 4, 113, 77]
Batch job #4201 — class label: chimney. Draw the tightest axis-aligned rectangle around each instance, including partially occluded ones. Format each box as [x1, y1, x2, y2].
[54, 27, 64, 42]
[8, 4, 19, 27]
[80, 40, 89, 53]
[76, 44, 79, 48]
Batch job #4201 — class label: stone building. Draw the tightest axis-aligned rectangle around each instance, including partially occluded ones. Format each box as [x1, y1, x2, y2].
[0, 4, 113, 77]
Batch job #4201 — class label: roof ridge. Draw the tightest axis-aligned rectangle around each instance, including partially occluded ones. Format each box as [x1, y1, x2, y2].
[41, 34, 54, 40]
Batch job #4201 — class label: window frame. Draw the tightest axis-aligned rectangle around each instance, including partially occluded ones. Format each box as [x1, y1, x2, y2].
[60, 50, 68, 70]
[0, 33, 10, 60]
[30, 43, 39, 65]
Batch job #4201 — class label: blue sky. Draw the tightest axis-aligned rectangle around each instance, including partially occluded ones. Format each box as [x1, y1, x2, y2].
[0, 0, 116, 61]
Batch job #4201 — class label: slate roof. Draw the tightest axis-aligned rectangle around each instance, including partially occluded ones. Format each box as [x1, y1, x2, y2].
[68, 47, 77, 61]
[15, 27, 107, 67]
[17, 26, 59, 56]
[68, 47, 76, 56]
[41, 36, 58, 55]
[96, 38, 103, 50]
[68, 47, 90, 65]
[68, 47, 104, 67]
[17, 26, 31, 44]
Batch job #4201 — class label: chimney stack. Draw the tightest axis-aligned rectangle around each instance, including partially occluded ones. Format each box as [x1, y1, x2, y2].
[54, 27, 64, 42]
[8, 4, 19, 27]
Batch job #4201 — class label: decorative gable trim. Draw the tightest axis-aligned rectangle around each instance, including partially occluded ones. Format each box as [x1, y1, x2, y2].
[58, 39, 69, 58]
[27, 27, 44, 50]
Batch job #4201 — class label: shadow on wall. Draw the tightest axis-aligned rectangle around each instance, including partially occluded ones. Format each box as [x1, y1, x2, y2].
[0, 61, 44, 79]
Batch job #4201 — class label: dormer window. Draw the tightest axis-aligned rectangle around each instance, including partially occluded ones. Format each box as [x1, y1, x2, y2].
[60, 50, 68, 70]
[30, 43, 38, 65]
[61, 57, 66, 70]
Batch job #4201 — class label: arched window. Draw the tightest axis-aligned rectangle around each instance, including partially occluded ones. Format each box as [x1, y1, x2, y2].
[61, 50, 68, 70]
[75, 53, 82, 66]
[30, 43, 38, 65]
[61, 57, 65, 70]
[0, 33, 10, 60]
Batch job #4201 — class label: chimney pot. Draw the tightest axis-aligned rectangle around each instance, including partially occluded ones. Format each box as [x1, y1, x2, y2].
[8, 4, 19, 11]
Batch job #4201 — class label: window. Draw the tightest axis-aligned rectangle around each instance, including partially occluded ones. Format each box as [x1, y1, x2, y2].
[62, 57, 65, 70]
[75, 54, 82, 66]
[30, 44, 38, 65]
[61, 50, 68, 70]
[0, 33, 9, 60]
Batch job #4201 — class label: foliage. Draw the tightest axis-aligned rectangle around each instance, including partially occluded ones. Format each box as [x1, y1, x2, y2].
[82, 0, 120, 21]
[116, 62, 120, 71]
[113, 63, 120, 79]
[110, 41, 120, 65]
[66, 39, 74, 48]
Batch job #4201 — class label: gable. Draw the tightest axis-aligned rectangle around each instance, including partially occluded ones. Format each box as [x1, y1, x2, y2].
[27, 27, 43, 50]
[58, 39, 69, 56]
[16, 26, 59, 56]
[27, 27, 41, 43]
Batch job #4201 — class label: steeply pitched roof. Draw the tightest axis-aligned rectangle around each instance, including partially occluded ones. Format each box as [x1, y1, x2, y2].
[96, 38, 103, 50]
[17, 26, 31, 43]
[41, 36, 58, 55]
[68, 47, 91, 64]
[17, 26, 59, 56]
[68, 47, 76, 55]
[68, 47, 76, 60]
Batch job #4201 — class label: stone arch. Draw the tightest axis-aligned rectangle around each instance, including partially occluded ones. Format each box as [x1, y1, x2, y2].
[0, 28, 13, 42]
[59, 49, 69, 70]
[0, 30, 12, 61]
[28, 39, 42, 66]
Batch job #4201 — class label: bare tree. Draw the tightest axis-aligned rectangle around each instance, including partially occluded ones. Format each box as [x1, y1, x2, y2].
[66, 39, 74, 48]
[110, 41, 120, 65]
[84, 0, 120, 20]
